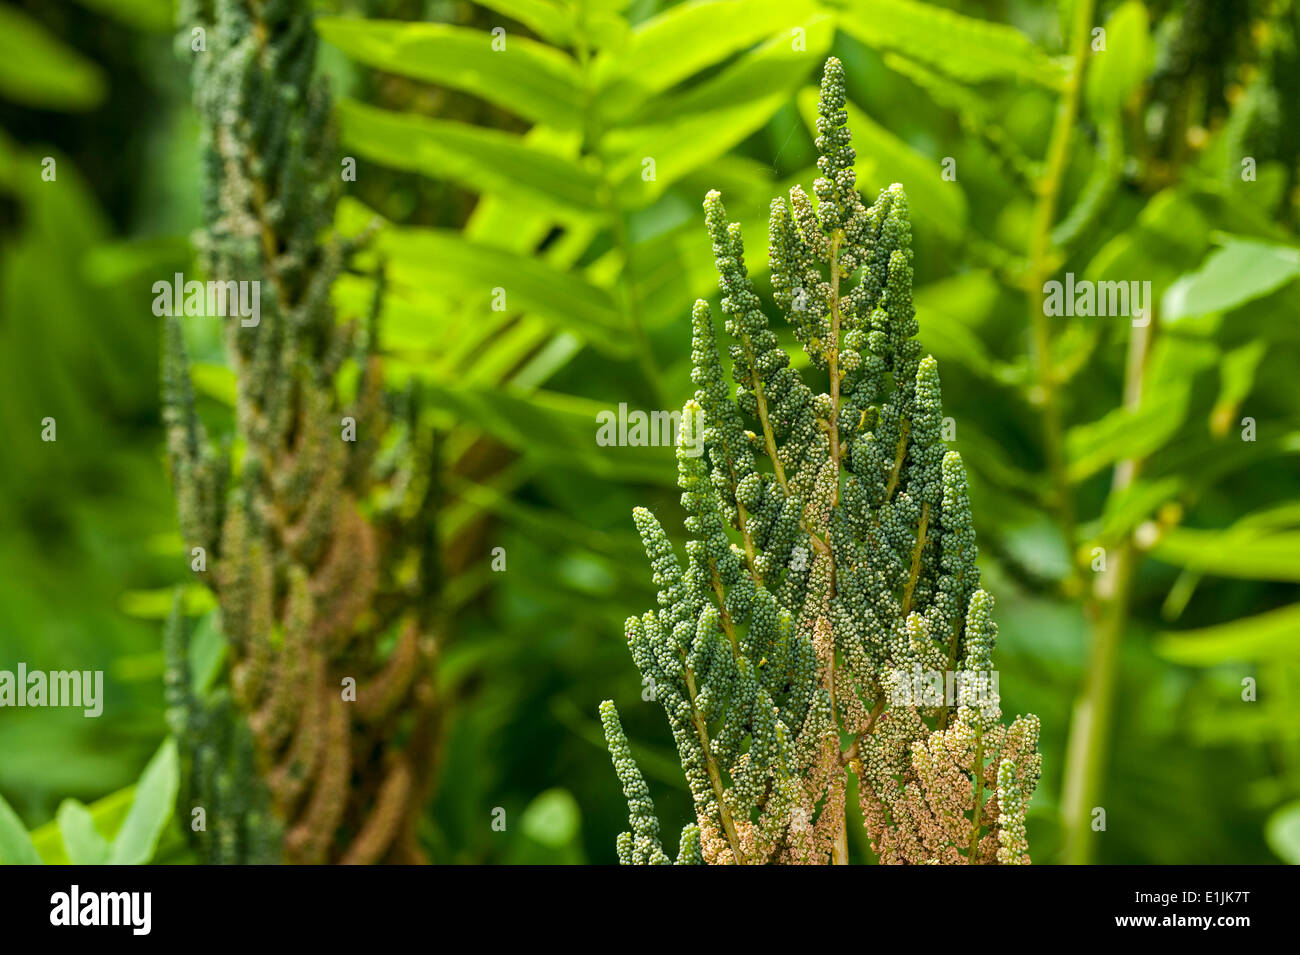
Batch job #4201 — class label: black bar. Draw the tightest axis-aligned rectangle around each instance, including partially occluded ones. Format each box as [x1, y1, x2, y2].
[0, 865, 1291, 943]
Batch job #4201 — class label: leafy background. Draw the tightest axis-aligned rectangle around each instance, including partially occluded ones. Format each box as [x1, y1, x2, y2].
[0, 0, 1297, 864]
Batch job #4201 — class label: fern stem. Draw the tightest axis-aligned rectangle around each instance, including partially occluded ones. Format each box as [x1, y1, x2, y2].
[573, 3, 665, 407]
[1062, 312, 1154, 864]
[901, 502, 931, 618]
[884, 420, 911, 500]
[1025, 0, 1095, 595]
[746, 336, 789, 491]
[683, 665, 748, 864]
[826, 232, 851, 864]
[828, 231, 844, 488]
[968, 735, 986, 862]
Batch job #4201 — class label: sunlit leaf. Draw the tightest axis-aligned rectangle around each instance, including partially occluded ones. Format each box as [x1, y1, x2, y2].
[316, 19, 584, 129]
[608, 96, 789, 209]
[189, 361, 236, 407]
[336, 100, 603, 216]
[1066, 384, 1190, 482]
[376, 226, 629, 355]
[520, 788, 581, 848]
[837, 0, 1065, 88]
[594, 0, 816, 118]
[405, 379, 671, 483]
[1083, 188, 1211, 287]
[881, 53, 1036, 186]
[1163, 236, 1300, 323]
[633, 12, 832, 123]
[1149, 527, 1300, 582]
[56, 800, 110, 865]
[0, 5, 106, 111]
[465, 0, 576, 45]
[120, 584, 216, 619]
[1085, 1, 1150, 119]
[1157, 602, 1300, 664]
[107, 739, 178, 865]
[29, 786, 137, 865]
[1210, 341, 1267, 436]
[1266, 801, 1300, 865]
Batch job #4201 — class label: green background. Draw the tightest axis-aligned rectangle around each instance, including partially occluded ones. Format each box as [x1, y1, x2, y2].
[1, 0, 1298, 864]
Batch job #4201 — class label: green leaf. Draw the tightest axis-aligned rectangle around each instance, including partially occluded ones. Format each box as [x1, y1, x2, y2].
[1085, 1, 1150, 119]
[120, 583, 216, 618]
[189, 611, 227, 694]
[1238, 502, 1300, 532]
[837, 0, 1065, 89]
[69, 0, 172, 32]
[636, 13, 833, 123]
[950, 421, 1042, 497]
[316, 19, 583, 129]
[1065, 383, 1190, 482]
[392, 378, 671, 483]
[1266, 802, 1300, 865]
[30, 785, 138, 864]
[609, 94, 787, 209]
[0, 792, 42, 865]
[1149, 527, 1300, 582]
[1083, 188, 1211, 290]
[0, 5, 107, 110]
[377, 227, 629, 356]
[1157, 602, 1300, 664]
[1163, 236, 1300, 323]
[914, 272, 1019, 383]
[1210, 341, 1267, 435]
[606, 16, 834, 207]
[594, 0, 816, 117]
[189, 361, 236, 407]
[881, 53, 1035, 183]
[443, 467, 637, 561]
[1051, 116, 1123, 249]
[520, 788, 582, 848]
[465, 0, 577, 46]
[336, 99, 602, 216]
[1101, 430, 1300, 542]
[56, 800, 110, 865]
[1066, 336, 1216, 482]
[107, 739, 179, 865]
[1004, 515, 1074, 582]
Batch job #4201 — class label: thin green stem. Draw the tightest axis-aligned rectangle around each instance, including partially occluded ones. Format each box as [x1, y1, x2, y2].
[1026, 0, 1095, 596]
[1062, 315, 1154, 863]
[574, 7, 664, 406]
[827, 230, 850, 865]
[1061, 540, 1133, 863]
[683, 664, 748, 864]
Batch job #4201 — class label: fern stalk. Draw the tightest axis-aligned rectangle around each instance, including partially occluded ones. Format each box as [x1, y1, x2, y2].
[163, 0, 442, 864]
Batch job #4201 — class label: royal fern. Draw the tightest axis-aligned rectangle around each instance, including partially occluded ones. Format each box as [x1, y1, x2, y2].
[601, 57, 1040, 866]
[162, 0, 442, 864]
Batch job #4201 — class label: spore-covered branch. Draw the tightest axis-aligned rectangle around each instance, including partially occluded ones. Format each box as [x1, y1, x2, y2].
[163, 0, 442, 864]
[602, 57, 1040, 866]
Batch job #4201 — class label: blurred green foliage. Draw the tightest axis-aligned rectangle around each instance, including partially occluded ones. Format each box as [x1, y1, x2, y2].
[1, 0, 1297, 864]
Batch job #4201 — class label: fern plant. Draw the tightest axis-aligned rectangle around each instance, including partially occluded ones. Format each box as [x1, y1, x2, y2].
[314, 1, 839, 445]
[161, 0, 442, 864]
[601, 57, 1040, 866]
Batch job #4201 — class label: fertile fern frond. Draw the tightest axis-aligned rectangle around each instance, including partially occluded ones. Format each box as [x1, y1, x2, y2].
[602, 56, 1040, 866]
[163, 0, 442, 864]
